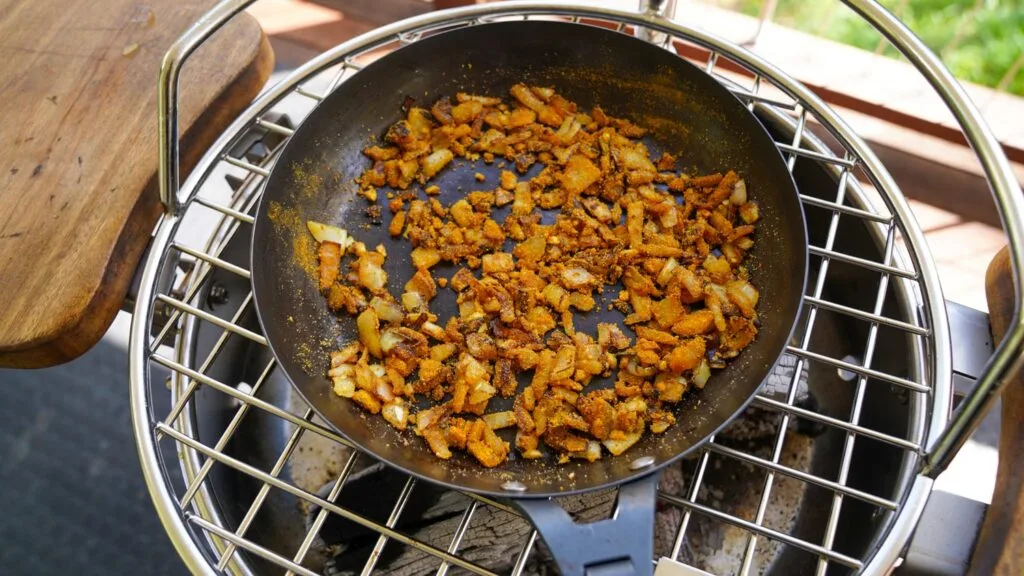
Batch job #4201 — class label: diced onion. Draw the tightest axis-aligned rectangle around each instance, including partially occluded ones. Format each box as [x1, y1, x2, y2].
[693, 359, 711, 389]
[561, 267, 595, 289]
[411, 247, 442, 269]
[374, 378, 395, 402]
[380, 330, 402, 354]
[357, 309, 382, 358]
[382, 402, 408, 430]
[331, 376, 355, 398]
[625, 357, 657, 378]
[482, 411, 516, 430]
[415, 405, 445, 434]
[730, 179, 747, 205]
[327, 364, 354, 379]
[402, 291, 426, 312]
[603, 432, 642, 456]
[306, 220, 349, 246]
[421, 322, 446, 340]
[357, 256, 388, 292]
[468, 382, 497, 404]
[370, 296, 404, 324]
[657, 257, 679, 286]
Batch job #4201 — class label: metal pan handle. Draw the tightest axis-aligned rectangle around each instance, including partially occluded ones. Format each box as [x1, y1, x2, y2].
[515, 473, 659, 576]
[158, 0, 258, 217]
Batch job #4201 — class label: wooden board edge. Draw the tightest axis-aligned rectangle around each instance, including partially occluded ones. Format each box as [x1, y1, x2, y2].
[0, 25, 275, 369]
[970, 246, 1024, 575]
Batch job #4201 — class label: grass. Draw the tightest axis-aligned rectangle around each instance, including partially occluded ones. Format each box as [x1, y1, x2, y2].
[715, 0, 1024, 96]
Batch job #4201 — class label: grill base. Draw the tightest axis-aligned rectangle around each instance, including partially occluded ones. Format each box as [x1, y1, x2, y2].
[132, 4, 964, 575]
[167, 111, 920, 575]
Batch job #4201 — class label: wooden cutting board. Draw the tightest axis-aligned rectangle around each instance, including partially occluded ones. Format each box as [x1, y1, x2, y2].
[0, 1, 273, 368]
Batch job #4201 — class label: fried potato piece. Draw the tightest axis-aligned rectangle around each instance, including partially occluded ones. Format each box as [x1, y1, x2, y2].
[667, 338, 706, 373]
[317, 241, 341, 291]
[561, 155, 602, 195]
[467, 419, 510, 467]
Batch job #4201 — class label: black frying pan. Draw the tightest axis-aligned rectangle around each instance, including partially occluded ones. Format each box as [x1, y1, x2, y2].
[252, 21, 806, 575]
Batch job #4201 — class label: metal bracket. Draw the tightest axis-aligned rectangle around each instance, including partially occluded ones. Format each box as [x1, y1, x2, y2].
[892, 490, 988, 576]
[515, 473, 659, 576]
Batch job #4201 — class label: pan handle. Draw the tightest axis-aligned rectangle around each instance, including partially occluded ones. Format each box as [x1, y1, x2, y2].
[159, 0, 258, 216]
[514, 472, 659, 576]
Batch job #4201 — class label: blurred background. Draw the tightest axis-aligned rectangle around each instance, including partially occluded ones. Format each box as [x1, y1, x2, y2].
[710, 0, 1024, 97]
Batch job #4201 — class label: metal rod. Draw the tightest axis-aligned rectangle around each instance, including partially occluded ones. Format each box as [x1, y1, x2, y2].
[223, 155, 271, 177]
[151, 354, 352, 447]
[669, 447, 711, 561]
[776, 142, 856, 168]
[784, 108, 808, 172]
[359, 478, 418, 576]
[465, 492, 520, 517]
[156, 294, 267, 345]
[255, 117, 295, 136]
[727, 86, 798, 111]
[157, 424, 498, 576]
[193, 196, 255, 224]
[636, 0, 677, 45]
[150, 187, 263, 350]
[845, 0, 1024, 479]
[706, 443, 898, 510]
[217, 415, 359, 571]
[158, 0, 257, 215]
[753, 395, 921, 451]
[808, 246, 918, 280]
[799, 194, 891, 223]
[510, 531, 538, 576]
[738, 149, 846, 576]
[295, 86, 325, 101]
[436, 501, 480, 576]
[816, 222, 899, 575]
[657, 493, 863, 569]
[803, 295, 929, 335]
[159, 293, 259, 431]
[178, 357, 276, 508]
[188, 514, 320, 576]
[784, 346, 928, 392]
[172, 242, 251, 279]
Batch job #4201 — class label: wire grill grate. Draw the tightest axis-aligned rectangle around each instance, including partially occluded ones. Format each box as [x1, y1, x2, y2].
[132, 5, 953, 575]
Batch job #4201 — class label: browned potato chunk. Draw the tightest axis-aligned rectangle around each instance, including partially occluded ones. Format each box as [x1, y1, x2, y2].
[451, 100, 483, 124]
[510, 83, 562, 126]
[411, 247, 441, 269]
[351, 389, 381, 414]
[667, 338, 706, 373]
[672, 310, 716, 336]
[481, 253, 514, 274]
[450, 199, 475, 227]
[421, 149, 454, 179]
[560, 154, 601, 195]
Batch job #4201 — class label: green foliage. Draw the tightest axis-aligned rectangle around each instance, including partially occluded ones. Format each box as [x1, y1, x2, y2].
[721, 0, 1024, 96]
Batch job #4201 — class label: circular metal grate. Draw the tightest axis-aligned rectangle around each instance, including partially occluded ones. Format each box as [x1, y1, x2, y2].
[127, 2, 1017, 575]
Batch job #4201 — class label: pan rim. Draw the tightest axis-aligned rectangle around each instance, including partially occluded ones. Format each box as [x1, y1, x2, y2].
[249, 19, 809, 499]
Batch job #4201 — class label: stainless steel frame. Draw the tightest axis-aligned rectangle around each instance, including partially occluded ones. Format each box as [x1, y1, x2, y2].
[131, 1, 1024, 575]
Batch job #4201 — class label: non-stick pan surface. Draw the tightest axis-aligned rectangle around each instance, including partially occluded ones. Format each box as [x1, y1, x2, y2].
[252, 21, 807, 498]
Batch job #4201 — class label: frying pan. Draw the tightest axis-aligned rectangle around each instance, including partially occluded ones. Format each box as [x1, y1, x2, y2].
[252, 20, 806, 575]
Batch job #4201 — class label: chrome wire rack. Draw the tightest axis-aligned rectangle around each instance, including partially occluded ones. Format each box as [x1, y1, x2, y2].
[131, 1, 1024, 575]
